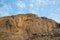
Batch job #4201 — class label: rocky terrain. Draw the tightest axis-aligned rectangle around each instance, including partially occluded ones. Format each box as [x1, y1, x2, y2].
[0, 13, 60, 40]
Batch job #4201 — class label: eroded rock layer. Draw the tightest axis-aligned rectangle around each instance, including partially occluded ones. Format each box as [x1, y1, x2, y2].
[0, 14, 59, 40]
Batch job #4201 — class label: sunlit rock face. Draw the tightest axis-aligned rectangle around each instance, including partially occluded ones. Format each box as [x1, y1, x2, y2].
[0, 13, 59, 40]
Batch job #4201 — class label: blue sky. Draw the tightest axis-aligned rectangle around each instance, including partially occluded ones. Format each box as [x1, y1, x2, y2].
[0, 0, 60, 22]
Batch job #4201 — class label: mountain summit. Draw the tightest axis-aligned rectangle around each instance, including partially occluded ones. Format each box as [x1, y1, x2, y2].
[0, 14, 60, 40]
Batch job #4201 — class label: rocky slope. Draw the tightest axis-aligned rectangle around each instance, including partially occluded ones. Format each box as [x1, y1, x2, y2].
[0, 14, 60, 40]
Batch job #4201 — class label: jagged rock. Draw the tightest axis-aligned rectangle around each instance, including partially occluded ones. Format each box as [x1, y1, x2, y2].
[0, 13, 59, 40]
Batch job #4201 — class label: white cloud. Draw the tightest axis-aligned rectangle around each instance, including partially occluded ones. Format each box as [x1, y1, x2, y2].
[30, 3, 34, 8]
[48, 0, 56, 5]
[30, 10, 40, 16]
[16, 1, 26, 9]
[52, 1, 56, 5]
[14, 12, 26, 15]
[49, 13, 60, 22]
[0, 4, 12, 17]
[0, 11, 10, 17]
[35, 0, 48, 5]
[50, 13, 59, 18]
[40, 8, 44, 11]
[33, 0, 56, 5]
[0, 0, 5, 3]
[56, 8, 60, 11]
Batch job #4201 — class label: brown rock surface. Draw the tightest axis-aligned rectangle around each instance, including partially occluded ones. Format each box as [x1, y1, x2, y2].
[0, 14, 59, 40]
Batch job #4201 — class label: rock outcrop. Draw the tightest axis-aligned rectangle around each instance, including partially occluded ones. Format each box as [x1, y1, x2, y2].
[0, 13, 60, 40]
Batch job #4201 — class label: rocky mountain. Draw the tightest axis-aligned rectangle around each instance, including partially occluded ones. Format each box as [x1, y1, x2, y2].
[0, 13, 60, 40]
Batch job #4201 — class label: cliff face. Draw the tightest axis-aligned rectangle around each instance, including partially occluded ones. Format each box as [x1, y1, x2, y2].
[0, 14, 59, 40]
